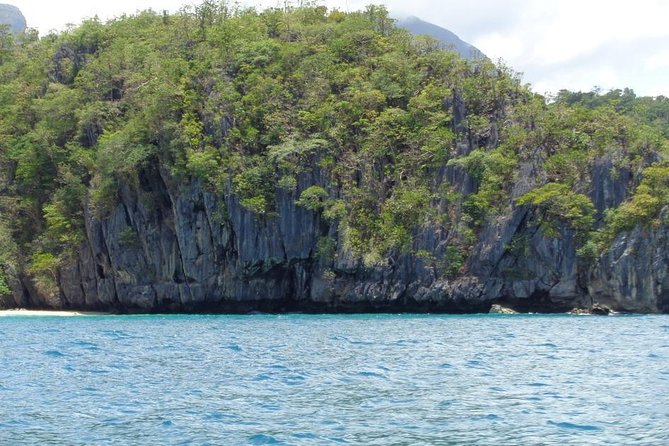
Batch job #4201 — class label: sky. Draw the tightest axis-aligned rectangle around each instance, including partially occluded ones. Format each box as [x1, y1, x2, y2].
[7, 0, 669, 97]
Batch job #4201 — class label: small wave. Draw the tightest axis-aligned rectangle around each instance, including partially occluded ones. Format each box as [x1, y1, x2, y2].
[284, 375, 307, 385]
[439, 362, 453, 369]
[83, 368, 111, 375]
[348, 339, 376, 345]
[253, 373, 272, 382]
[329, 335, 376, 345]
[227, 344, 243, 352]
[548, 421, 602, 431]
[269, 364, 288, 370]
[203, 412, 239, 422]
[356, 371, 386, 379]
[204, 412, 223, 421]
[44, 350, 65, 357]
[394, 339, 419, 346]
[292, 432, 319, 440]
[260, 403, 281, 411]
[100, 330, 137, 341]
[477, 414, 500, 421]
[69, 340, 100, 351]
[0, 420, 30, 429]
[248, 434, 283, 445]
[466, 359, 485, 369]
[99, 417, 124, 426]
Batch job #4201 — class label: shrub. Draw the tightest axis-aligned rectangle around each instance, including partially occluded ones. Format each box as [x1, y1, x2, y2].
[296, 186, 329, 211]
[517, 183, 595, 237]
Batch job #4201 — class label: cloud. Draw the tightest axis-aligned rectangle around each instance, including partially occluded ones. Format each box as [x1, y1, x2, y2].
[645, 51, 669, 70]
[467, 0, 669, 95]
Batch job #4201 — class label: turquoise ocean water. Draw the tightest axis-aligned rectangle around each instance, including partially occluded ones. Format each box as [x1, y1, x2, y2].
[1, 313, 668, 445]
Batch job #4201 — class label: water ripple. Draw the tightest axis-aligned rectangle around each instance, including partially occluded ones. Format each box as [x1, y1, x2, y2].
[43, 350, 65, 357]
[0, 314, 667, 444]
[548, 421, 602, 431]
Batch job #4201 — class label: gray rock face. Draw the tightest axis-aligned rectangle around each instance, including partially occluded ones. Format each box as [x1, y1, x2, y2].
[588, 211, 669, 313]
[47, 164, 479, 313]
[0, 4, 26, 34]
[9, 149, 667, 314]
[590, 153, 632, 224]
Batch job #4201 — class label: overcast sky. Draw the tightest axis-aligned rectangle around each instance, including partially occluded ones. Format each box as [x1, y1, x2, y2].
[8, 0, 669, 97]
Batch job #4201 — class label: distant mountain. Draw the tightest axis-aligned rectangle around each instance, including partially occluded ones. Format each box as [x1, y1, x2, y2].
[0, 3, 26, 34]
[396, 16, 485, 61]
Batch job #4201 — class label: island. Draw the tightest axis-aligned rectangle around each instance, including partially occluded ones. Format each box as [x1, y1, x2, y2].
[0, 4, 668, 314]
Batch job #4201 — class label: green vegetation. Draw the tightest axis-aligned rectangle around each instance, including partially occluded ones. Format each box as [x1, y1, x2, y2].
[591, 164, 669, 249]
[0, 219, 17, 294]
[0, 2, 667, 293]
[516, 183, 595, 237]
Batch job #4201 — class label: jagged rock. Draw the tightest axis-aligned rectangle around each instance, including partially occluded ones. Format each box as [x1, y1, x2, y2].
[590, 304, 612, 316]
[569, 304, 612, 315]
[569, 308, 591, 315]
[489, 304, 518, 314]
[587, 211, 669, 313]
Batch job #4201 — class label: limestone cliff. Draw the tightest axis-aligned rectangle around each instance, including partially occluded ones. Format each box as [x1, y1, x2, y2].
[8, 124, 667, 314]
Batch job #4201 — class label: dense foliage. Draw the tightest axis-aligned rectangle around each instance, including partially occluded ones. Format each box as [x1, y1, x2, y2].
[0, 2, 667, 294]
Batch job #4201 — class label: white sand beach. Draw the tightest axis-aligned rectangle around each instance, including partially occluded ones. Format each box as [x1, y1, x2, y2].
[0, 309, 108, 316]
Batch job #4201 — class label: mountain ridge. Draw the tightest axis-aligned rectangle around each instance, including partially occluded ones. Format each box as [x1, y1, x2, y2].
[396, 15, 485, 60]
[0, 3, 26, 34]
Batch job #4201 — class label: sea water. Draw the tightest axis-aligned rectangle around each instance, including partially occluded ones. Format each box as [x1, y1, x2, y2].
[0, 313, 667, 445]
